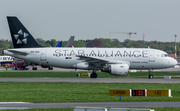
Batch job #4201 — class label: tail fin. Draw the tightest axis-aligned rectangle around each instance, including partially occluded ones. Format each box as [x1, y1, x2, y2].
[55, 41, 62, 47]
[65, 36, 75, 47]
[7, 16, 43, 48]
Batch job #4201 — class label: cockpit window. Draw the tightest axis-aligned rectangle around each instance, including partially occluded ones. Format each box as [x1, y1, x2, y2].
[161, 54, 170, 57]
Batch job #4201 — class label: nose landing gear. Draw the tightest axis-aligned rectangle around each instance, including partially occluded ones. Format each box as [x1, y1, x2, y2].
[149, 69, 153, 79]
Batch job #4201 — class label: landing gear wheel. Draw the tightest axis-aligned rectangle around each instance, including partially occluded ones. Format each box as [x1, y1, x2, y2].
[32, 67, 37, 70]
[149, 75, 153, 79]
[90, 73, 97, 78]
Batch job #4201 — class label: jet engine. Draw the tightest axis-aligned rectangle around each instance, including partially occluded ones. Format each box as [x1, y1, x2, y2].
[16, 62, 28, 69]
[101, 64, 129, 76]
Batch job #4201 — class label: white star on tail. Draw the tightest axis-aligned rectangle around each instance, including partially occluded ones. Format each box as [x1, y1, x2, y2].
[13, 29, 29, 44]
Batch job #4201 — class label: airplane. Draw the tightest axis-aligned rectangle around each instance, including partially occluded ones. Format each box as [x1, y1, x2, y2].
[0, 56, 14, 67]
[4, 16, 177, 79]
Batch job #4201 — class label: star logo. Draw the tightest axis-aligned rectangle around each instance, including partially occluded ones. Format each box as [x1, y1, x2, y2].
[13, 29, 29, 44]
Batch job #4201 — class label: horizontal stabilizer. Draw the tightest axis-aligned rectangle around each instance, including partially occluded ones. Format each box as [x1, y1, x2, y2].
[6, 49, 29, 56]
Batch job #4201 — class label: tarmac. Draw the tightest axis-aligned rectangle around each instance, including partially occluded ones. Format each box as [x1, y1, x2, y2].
[0, 78, 180, 83]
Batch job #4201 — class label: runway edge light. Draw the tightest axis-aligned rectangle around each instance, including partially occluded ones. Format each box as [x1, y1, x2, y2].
[109, 89, 131, 96]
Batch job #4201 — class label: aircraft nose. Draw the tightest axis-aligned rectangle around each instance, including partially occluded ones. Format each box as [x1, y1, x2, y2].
[171, 58, 178, 66]
[174, 59, 178, 65]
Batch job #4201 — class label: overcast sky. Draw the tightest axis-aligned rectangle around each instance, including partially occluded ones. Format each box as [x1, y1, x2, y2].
[0, 0, 180, 42]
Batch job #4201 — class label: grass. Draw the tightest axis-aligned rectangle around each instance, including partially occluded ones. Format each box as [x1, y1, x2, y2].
[0, 82, 180, 102]
[0, 71, 179, 78]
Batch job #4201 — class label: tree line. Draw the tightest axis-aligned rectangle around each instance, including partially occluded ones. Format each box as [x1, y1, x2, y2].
[0, 38, 178, 56]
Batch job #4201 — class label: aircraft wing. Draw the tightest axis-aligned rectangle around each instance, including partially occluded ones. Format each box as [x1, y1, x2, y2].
[77, 55, 108, 63]
[76, 55, 128, 67]
[5, 49, 29, 56]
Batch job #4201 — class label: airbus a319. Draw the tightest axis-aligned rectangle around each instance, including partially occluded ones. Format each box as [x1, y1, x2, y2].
[3, 16, 177, 79]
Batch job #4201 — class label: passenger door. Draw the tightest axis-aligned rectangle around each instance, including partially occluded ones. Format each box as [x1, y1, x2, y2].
[40, 49, 46, 61]
[149, 50, 155, 62]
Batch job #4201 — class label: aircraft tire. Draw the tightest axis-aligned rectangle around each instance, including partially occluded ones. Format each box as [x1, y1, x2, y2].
[32, 67, 37, 70]
[90, 73, 97, 78]
[149, 75, 153, 79]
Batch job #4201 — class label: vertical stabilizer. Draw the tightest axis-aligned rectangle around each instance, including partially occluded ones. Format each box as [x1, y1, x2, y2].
[55, 41, 62, 47]
[7, 16, 43, 48]
[65, 36, 75, 47]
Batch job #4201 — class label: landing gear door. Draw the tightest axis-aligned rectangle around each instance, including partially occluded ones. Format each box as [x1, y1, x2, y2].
[149, 50, 155, 62]
[40, 49, 46, 61]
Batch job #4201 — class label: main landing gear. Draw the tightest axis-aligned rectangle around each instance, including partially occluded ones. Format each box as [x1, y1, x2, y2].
[32, 63, 37, 70]
[90, 70, 97, 78]
[148, 69, 153, 79]
[48, 66, 53, 70]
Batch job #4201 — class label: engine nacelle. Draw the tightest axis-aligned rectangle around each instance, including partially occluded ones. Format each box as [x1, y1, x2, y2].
[101, 64, 129, 76]
[17, 62, 28, 68]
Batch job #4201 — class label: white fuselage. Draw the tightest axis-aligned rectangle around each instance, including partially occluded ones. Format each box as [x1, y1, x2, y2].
[4, 47, 177, 70]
